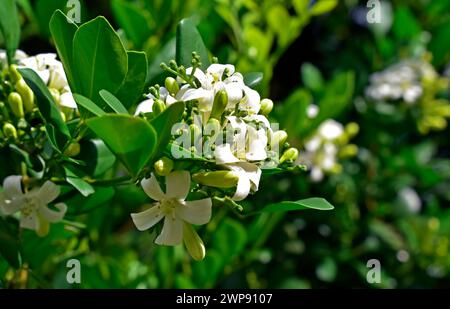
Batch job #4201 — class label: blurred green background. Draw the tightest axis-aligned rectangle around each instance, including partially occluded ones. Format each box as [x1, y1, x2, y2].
[1, 0, 450, 288]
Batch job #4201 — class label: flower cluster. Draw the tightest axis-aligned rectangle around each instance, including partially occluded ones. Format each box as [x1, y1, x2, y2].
[132, 58, 299, 259]
[299, 119, 359, 182]
[365, 57, 450, 134]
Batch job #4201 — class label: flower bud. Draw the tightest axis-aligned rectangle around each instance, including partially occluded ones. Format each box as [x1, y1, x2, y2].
[63, 142, 81, 157]
[210, 90, 228, 120]
[189, 123, 202, 146]
[183, 223, 205, 261]
[280, 147, 299, 164]
[192, 170, 239, 188]
[270, 130, 288, 150]
[260, 98, 273, 115]
[165, 77, 179, 96]
[9, 65, 22, 83]
[7, 92, 24, 118]
[15, 78, 35, 112]
[339, 144, 358, 158]
[154, 156, 174, 176]
[204, 118, 221, 142]
[345, 122, 359, 138]
[153, 99, 166, 116]
[3, 123, 17, 139]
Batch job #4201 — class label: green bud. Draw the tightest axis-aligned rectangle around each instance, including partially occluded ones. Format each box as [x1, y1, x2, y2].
[339, 144, 358, 158]
[204, 118, 221, 143]
[0, 102, 10, 121]
[15, 78, 35, 112]
[270, 130, 288, 150]
[192, 171, 239, 188]
[189, 123, 202, 146]
[260, 98, 273, 116]
[3, 123, 17, 139]
[280, 147, 299, 164]
[183, 222, 206, 261]
[9, 65, 22, 83]
[165, 77, 179, 96]
[154, 156, 174, 176]
[153, 99, 166, 116]
[210, 90, 228, 120]
[345, 122, 359, 138]
[63, 142, 81, 157]
[8, 92, 24, 118]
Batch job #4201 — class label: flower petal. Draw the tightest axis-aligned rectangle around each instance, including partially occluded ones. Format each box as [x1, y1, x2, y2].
[59, 92, 78, 109]
[246, 126, 268, 161]
[131, 205, 164, 231]
[40, 203, 67, 223]
[231, 171, 251, 201]
[240, 86, 261, 114]
[20, 213, 38, 231]
[141, 174, 165, 201]
[155, 216, 183, 245]
[214, 144, 240, 164]
[134, 99, 154, 115]
[2, 175, 23, 199]
[165, 170, 190, 199]
[177, 198, 212, 225]
[37, 181, 60, 204]
[0, 191, 23, 215]
[236, 162, 262, 191]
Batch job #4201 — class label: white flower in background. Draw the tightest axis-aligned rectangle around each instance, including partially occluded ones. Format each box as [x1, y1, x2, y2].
[306, 104, 319, 119]
[131, 171, 212, 245]
[301, 120, 345, 182]
[0, 176, 67, 236]
[365, 60, 437, 104]
[398, 187, 422, 214]
[18, 53, 77, 109]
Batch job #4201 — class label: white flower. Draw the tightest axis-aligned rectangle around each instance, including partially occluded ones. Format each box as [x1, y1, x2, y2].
[0, 49, 28, 65]
[0, 176, 67, 236]
[131, 171, 212, 246]
[176, 64, 261, 116]
[214, 144, 262, 201]
[18, 53, 77, 109]
[318, 120, 344, 140]
[306, 104, 319, 119]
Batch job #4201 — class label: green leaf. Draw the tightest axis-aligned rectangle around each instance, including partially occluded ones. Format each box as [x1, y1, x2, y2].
[64, 166, 95, 197]
[213, 219, 247, 265]
[111, 0, 152, 47]
[66, 187, 115, 216]
[260, 198, 334, 213]
[301, 62, 324, 92]
[149, 101, 185, 160]
[99, 89, 129, 114]
[147, 37, 175, 84]
[19, 68, 71, 150]
[309, 0, 338, 16]
[76, 139, 116, 177]
[392, 6, 421, 40]
[86, 114, 157, 176]
[115, 51, 148, 108]
[165, 143, 210, 162]
[0, 219, 21, 269]
[176, 18, 210, 69]
[73, 94, 106, 116]
[49, 10, 78, 91]
[73, 16, 128, 107]
[0, 0, 21, 65]
[244, 72, 263, 88]
[36, 0, 68, 38]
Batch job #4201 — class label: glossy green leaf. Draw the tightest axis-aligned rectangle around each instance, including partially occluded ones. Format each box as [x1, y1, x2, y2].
[76, 139, 116, 177]
[73, 16, 128, 107]
[115, 51, 148, 108]
[64, 166, 95, 197]
[244, 72, 263, 88]
[19, 68, 71, 150]
[149, 101, 185, 160]
[0, 0, 21, 64]
[111, 0, 152, 47]
[260, 198, 334, 213]
[49, 10, 78, 91]
[73, 94, 106, 116]
[86, 114, 157, 176]
[99, 89, 129, 114]
[176, 18, 210, 69]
